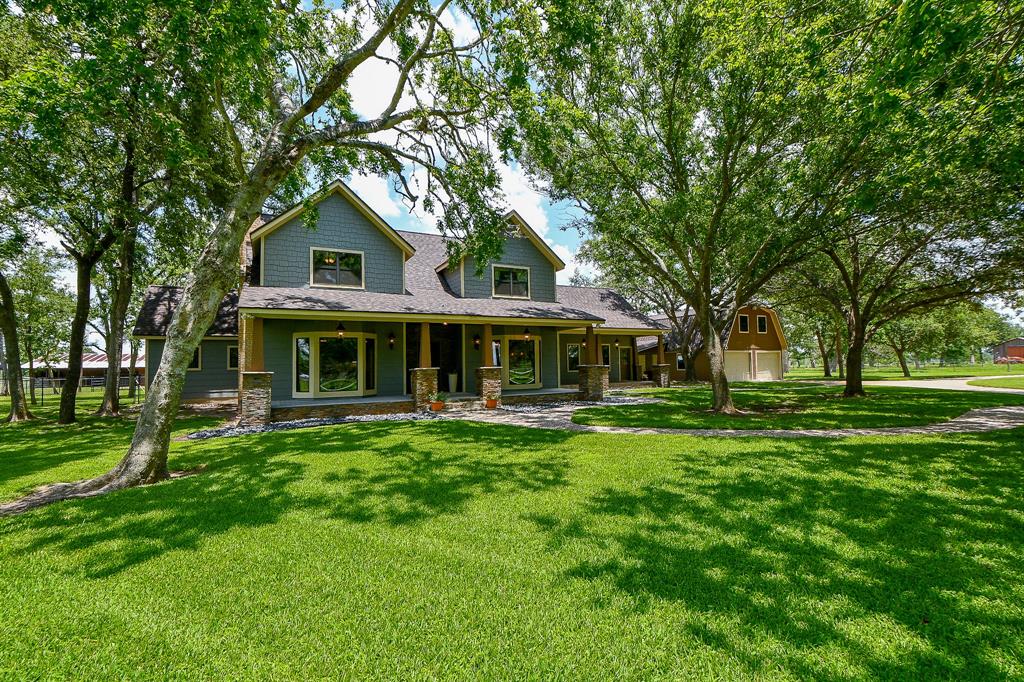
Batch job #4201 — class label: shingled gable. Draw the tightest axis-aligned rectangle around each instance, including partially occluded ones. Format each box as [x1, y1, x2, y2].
[248, 179, 416, 259]
[433, 210, 567, 273]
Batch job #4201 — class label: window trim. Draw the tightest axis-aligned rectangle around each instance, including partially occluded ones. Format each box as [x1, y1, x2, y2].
[187, 346, 202, 372]
[491, 263, 531, 300]
[566, 342, 581, 373]
[499, 334, 542, 389]
[309, 247, 366, 290]
[601, 343, 611, 367]
[738, 314, 750, 333]
[292, 331, 378, 399]
[756, 314, 768, 334]
[226, 345, 239, 371]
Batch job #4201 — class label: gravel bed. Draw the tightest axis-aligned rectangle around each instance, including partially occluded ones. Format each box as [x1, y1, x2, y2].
[185, 411, 443, 440]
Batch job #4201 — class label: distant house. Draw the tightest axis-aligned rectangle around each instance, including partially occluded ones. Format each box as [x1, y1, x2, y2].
[133, 180, 663, 422]
[637, 305, 788, 382]
[991, 337, 1024, 360]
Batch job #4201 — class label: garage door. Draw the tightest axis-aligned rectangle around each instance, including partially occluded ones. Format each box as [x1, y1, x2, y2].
[724, 351, 751, 381]
[756, 351, 782, 381]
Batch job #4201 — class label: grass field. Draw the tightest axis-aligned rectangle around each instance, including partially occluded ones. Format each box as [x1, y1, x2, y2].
[785, 363, 1022, 381]
[574, 383, 1024, 430]
[967, 376, 1024, 390]
[2, 391, 1024, 678]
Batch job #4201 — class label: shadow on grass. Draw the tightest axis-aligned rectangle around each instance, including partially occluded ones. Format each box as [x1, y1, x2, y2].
[0, 420, 572, 579]
[527, 428, 1024, 679]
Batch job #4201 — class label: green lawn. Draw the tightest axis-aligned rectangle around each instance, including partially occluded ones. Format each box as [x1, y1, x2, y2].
[2, 394, 1024, 678]
[967, 376, 1024, 390]
[576, 384, 1024, 430]
[786, 363, 1022, 381]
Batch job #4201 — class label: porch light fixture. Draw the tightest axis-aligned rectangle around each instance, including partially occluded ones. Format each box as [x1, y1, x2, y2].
[614, 338, 620, 347]
[473, 334, 481, 349]
[336, 322, 346, 338]
[388, 332, 396, 349]
[524, 328, 531, 340]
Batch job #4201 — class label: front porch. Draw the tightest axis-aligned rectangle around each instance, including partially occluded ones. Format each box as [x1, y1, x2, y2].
[238, 314, 643, 426]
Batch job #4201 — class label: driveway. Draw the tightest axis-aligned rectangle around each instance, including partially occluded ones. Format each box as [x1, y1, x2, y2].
[862, 376, 1024, 394]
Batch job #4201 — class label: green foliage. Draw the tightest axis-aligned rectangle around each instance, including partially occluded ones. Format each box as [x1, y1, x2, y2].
[10, 246, 75, 369]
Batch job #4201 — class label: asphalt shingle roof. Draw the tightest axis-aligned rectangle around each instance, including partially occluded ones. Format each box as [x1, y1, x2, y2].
[132, 285, 239, 337]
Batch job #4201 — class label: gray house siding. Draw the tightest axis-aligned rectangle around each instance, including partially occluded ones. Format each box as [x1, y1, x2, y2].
[463, 236, 556, 302]
[261, 318, 407, 399]
[145, 338, 238, 399]
[441, 264, 462, 296]
[260, 193, 406, 293]
[558, 333, 623, 385]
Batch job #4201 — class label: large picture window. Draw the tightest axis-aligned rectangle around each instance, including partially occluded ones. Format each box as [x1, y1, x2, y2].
[492, 265, 530, 298]
[566, 343, 581, 372]
[311, 248, 363, 288]
[499, 336, 541, 388]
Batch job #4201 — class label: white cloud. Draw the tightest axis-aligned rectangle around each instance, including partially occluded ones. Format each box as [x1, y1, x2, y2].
[347, 172, 402, 217]
[552, 243, 597, 285]
[499, 163, 549, 237]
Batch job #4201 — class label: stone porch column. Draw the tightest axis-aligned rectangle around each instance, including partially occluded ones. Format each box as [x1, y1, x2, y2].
[578, 364, 609, 401]
[411, 367, 438, 410]
[651, 364, 670, 388]
[239, 371, 273, 427]
[476, 366, 501, 404]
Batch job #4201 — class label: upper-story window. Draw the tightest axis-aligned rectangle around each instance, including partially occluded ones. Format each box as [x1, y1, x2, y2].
[738, 314, 750, 333]
[757, 314, 768, 334]
[311, 248, 363, 288]
[493, 265, 530, 299]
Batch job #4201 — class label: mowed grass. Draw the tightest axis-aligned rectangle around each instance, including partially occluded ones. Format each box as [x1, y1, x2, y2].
[2, 393, 1024, 678]
[786, 363, 1022, 381]
[574, 383, 1024, 430]
[968, 376, 1024, 390]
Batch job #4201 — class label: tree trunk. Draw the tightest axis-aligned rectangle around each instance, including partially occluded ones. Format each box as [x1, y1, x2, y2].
[835, 331, 845, 380]
[685, 348, 700, 382]
[97, 227, 138, 416]
[128, 340, 140, 399]
[0, 271, 32, 421]
[894, 347, 911, 377]
[27, 338, 35, 405]
[0, 162, 295, 516]
[815, 331, 832, 377]
[913, 356, 921, 370]
[58, 258, 97, 424]
[844, 326, 867, 397]
[702, 313, 736, 413]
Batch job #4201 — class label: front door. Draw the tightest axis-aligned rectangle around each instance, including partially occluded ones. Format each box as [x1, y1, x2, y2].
[619, 347, 633, 381]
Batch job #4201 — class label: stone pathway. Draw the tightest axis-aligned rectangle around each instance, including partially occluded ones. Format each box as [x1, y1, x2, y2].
[441, 402, 1024, 438]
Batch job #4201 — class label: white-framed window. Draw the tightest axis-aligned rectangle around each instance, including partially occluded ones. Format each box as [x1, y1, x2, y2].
[227, 345, 239, 370]
[310, 248, 364, 289]
[676, 354, 686, 371]
[601, 344, 611, 367]
[757, 314, 768, 334]
[566, 343, 581, 372]
[738, 314, 750, 333]
[492, 264, 530, 299]
[498, 335, 542, 388]
[292, 331, 377, 398]
[187, 346, 202, 371]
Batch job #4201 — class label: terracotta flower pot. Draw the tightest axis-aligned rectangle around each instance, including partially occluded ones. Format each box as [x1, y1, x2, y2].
[485, 398, 498, 410]
[430, 401, 444, 411]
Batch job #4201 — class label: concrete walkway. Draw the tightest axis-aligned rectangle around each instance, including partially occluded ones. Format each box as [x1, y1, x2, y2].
[442, 401, 1024, 438]
[862, 376, 1024, 394]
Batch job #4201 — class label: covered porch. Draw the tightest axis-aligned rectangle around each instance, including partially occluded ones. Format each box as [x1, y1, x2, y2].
[236, 311, 615, 425]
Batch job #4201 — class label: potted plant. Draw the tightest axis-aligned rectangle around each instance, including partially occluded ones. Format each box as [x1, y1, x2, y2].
[428, 392, 448, 411]
[485, 397, 498, 409]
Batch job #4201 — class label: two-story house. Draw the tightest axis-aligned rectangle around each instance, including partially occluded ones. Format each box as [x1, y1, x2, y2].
[133, 180, 665, 423]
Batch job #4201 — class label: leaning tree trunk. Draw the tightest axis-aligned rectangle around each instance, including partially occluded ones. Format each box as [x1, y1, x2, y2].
[844, 325, 868, 397]
[58, 259, 98, 424]
[815, 331, 832, 377]
[97, 227, 138, 416]
[0, 161, 294, 516]
[893, 346, 911, 377]
[0, 271, 32, 422]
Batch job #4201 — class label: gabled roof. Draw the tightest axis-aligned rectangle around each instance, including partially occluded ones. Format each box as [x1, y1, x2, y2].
[249, 180, 416, 259]
[555, 285, 664, 331]
[435, 210, 567, 273]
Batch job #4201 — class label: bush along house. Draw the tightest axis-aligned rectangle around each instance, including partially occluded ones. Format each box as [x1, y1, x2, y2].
[133, 180, 665, 425]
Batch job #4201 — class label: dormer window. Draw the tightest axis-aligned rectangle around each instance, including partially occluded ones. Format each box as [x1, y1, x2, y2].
[311, 248, 363, 288]
[493, 265, 530, 299]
